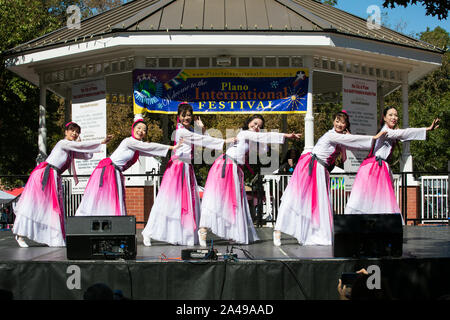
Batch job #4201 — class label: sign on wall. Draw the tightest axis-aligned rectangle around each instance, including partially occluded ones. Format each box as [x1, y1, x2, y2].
[71, 79, 107, 193]
[133, 68, 309, 114]
[342, 76, 378, 174]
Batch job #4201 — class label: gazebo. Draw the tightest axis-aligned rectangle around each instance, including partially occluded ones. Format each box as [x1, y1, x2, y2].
[4, 0, 444, 222]
[5, 0, 443, 163]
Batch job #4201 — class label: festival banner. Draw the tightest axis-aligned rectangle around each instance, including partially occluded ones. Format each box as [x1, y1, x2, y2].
[342, 76, 378, 176]
[133, 68, 308, 114]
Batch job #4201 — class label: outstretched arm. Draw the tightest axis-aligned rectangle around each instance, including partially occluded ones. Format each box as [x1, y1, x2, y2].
[426, 118, 440, 131]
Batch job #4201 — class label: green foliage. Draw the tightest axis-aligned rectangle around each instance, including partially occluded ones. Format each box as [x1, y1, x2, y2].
[385, 26, 449, 172]
[382, 0, 449, 20]
[320, 0, 338, 6]
[0, 0, 64, 189]
[0, 0, 128, 189]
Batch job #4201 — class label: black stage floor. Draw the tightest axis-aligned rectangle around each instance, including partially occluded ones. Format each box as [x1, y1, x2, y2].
[0, 226, 449, 300]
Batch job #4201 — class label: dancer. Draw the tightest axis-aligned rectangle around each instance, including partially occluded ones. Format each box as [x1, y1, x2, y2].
[344, 106, 440, 223]
[273, 111, 387, 246]
[75, 117, 180, 217]
[12, 122, 112, 247]
[198, 114, 301, 246]
[142, 102, 234, 246]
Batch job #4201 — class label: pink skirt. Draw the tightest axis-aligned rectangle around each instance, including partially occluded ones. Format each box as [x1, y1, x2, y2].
[275, 153, 333, 245]
[142, 156, 200, 245]
[12, 162, 66, 247]
[75, 158, 125, 216]
[200, 155, 259, 244]
[344, 156, 403, 223]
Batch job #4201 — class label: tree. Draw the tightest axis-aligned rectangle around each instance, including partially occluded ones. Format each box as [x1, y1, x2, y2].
[384, 26, 449, 173]
[0, 0, 129, 189]
[408, 27, 449, 172]
[382, 0, 450, 20]
[0, 0, 63, 188]
[320, 0, 338, 6]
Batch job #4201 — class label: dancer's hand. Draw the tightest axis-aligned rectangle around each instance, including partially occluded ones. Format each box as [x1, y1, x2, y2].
[427, 118, 440, 131]
[373, 131, 387, 140]
[171, 138, 184, 150]
[285, 132, 302, 140]
[194, 116, 205, 133]
[102, 135, 113, 144]
[337, 279, 351, 300]
[225, 137, 238, 144]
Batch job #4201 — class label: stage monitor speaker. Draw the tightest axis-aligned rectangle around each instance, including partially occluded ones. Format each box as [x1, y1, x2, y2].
[333, 214, 403, 258]
[66, 216, 136, 260]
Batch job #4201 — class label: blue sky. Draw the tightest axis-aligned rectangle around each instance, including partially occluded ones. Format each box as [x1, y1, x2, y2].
[335, 0, 449, 38]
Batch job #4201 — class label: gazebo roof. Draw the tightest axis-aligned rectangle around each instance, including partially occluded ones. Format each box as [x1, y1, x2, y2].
[6, 0, 444, 56]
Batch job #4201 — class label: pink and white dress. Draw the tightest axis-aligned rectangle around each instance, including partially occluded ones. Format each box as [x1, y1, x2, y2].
[12, 139, 102, 247]
[344, 125, 426, 223]
[75, 137, 170, 217]
[275, 129, 374, 245]
[200, 130, 286, 244]
[142, 124, 224, 246]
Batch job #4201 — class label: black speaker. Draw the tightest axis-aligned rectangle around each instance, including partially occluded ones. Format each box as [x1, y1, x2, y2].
[66, 216, 136, 260]
[333, 214, 403, 258]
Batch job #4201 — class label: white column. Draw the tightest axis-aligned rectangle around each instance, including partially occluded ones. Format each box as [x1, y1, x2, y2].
[134, 56, 145, 120]
[64, 87, 72, 125]
[303, 56, 314, 153]
[400, 71, 415, 185]
[37, 74, 47, 164]
[378, 83, 384, 120]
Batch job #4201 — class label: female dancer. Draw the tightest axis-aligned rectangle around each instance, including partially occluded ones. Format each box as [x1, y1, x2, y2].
[273, 111, 387, 246]
[75, 118, 179, 217]
[142, 102, 234, 246]
[198, 114, 301, 246]
[344, 106, 440, 222]
[13, 122, 112, 247]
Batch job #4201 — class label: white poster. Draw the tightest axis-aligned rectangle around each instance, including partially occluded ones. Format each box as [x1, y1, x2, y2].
[71, 79, 107, 194]
[342, 76, 377, 174]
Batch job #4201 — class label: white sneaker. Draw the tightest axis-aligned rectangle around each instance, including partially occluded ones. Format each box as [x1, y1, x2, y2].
[15, 235, 29, 248]
[273, 231, 281, 247]
[143, 235, 151, 247]
[198, 229, 207, 247]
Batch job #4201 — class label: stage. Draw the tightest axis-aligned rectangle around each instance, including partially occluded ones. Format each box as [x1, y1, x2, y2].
[0, 226, 449, 300]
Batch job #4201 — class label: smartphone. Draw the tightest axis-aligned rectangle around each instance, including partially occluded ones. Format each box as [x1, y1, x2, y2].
[341, 272, 358, 286]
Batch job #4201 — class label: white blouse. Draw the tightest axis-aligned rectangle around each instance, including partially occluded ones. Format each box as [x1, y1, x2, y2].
[173, 125, 225, 161]
[46, 139, 103, 169]
[226, 130, 285, 164]
[372, 124, 426, 160]
[110, 137, 170, 170]
[312, 129, 374, 166]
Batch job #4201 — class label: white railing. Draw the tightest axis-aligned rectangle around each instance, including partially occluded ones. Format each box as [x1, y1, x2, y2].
[420, 176, 449, 223]
[62, 174, 162, 218]
[60, 173, 447, 224]
[262, 174, 402, 222]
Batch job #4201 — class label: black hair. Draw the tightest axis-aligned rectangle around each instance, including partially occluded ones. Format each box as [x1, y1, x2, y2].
[334, 111, 351, 133]
[177, 102, 193, 117]
[242, 114, 265, 130]
[282, 148, 300, 164]
[379, 106, 398, 132]
[83, 283, 114, 300]
[132, 119, 147, 129]
[65, 122, 81, 133]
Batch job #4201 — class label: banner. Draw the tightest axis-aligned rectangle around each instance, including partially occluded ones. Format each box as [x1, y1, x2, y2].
[71, 79, 107, 193]
[133, 68, 308, 114]
[342, 76, 378, 174]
